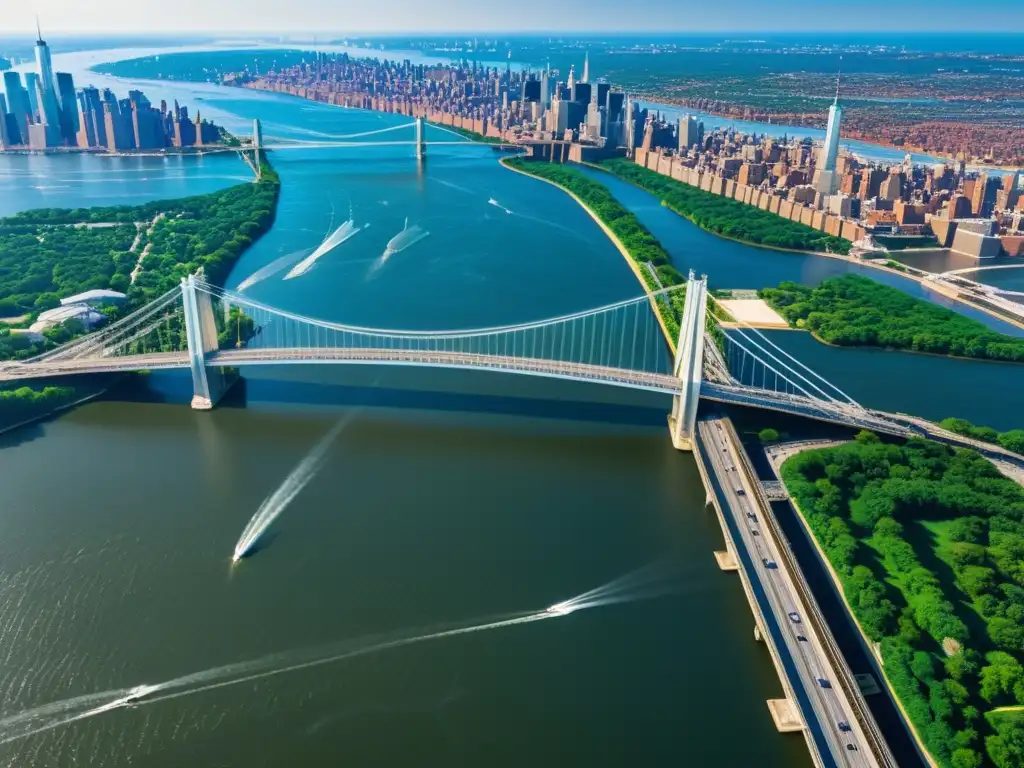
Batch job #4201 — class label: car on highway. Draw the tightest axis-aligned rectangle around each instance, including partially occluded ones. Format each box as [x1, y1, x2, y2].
[847, 743, 858, 751]
[817, 677, 831, 689]
[763, 558, 777, 569]
[736, 488, 746, 496]
[796, 634, 808, 642]
[746, 512, 757, 522]
[838, 721, 851, 732]
[788, 611, 801, 623]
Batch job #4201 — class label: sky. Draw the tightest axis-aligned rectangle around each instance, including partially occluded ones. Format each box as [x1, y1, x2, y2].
[7, 0, 1024, 35]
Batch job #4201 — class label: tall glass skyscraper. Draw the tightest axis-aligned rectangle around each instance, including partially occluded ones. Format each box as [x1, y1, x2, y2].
[816, 74, 843, 196]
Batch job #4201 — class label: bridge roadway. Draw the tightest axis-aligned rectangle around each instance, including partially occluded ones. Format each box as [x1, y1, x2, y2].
[697, 417, 889, 768]
[5, 346, 1024, 473]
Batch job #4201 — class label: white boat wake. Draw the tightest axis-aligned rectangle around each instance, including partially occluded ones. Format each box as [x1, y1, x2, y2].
[0, 561, 697, 747]
[284, 219, 364, 280]
[488, 198, 513, 215]
[232, 413, 358, 561]
[236, 250, 309, 292]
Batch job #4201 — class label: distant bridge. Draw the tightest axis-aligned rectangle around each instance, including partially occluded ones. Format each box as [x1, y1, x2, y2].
[225, 118, 519, 177]
[4, 271, 1022, 467]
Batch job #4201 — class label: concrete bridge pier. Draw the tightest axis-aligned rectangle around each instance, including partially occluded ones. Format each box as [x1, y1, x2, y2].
[668, 271, 708, 451]
[181, 275, 236, 410]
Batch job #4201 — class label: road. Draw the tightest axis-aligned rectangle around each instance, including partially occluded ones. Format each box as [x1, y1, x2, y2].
[698, 417, 880, 768]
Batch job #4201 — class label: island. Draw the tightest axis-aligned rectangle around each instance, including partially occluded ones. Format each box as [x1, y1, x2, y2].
[760, 274, 1024, 362]
[781, 432, 1024, 768]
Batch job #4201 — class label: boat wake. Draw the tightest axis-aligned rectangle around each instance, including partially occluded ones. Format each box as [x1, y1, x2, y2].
[488, 198, 513, 215]
[232, 413, 358, 561]
[0, 560, 695, 747]
[367, 218, 430, 278]
[284, 219, 364, 280]
[236, 250, 309, 292]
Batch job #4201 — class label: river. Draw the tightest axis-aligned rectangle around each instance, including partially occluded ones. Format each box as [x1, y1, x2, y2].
[0, 53, 1019, 767]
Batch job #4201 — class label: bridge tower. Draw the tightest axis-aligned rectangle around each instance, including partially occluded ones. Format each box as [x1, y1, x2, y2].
[181, 274, 236, 410]
[415, 117, 425, 162]
[668, 270, 708, 451]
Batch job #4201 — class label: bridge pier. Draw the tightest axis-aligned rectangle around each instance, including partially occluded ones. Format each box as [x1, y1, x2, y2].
[181, 275, 236, 410]
[668, 271, 708, 451]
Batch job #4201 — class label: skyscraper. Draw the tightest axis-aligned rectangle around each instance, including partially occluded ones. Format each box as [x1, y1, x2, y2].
[816, 69, 843, 196]
[24, 73, 41, 120]
[33, 22, 63, 146]
[34, 19, 56, 94]
[678, 114, 704, 152]
[2, 72, 31, 145]
[582, 52, 590, 84]
[540, 64, 550, 109]
[56, 72, 79, 142]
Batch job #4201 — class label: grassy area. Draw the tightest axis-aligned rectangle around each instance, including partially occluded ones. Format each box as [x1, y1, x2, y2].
[782, 432, 1024, 768]
[598, 157, 851, 254]
[761, 274, 1024, 363]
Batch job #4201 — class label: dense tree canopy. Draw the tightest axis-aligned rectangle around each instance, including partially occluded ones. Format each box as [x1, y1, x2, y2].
[783, 434, 1024, 767]
[761, 274, 1024, 362]
[599, 157, 851, 254]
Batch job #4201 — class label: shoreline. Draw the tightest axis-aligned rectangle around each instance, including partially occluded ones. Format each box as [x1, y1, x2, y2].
[499, 157, 677, 353]
[0, 387, 110, 439]
[801, 328, 1024, 366]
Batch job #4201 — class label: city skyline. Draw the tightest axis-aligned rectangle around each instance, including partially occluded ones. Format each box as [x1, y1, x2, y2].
[6, 0, 1024, 34]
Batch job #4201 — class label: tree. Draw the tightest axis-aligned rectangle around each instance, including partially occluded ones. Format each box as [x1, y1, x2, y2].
[758, 427, 780, 444]
[950, 748, 983, 768]
[980, 652, 1024, 704]
[999, 430, 1024, 455]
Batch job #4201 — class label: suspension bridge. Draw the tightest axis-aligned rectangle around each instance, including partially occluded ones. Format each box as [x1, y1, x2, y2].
[228, 118, 520, 178]
[2, 271, 1021, 461]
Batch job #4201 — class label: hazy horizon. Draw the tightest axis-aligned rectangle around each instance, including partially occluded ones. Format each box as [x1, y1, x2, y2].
[6, 0, 1023, 35]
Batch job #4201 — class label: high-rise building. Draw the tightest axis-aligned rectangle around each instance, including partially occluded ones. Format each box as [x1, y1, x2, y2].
[817, 71, 843, 196]
[24, 73, 41, 120]
[678, 114, 703, 151]
[33, 21, 64, 145]
[56, 72, 79, 142]
[2, 72, 31, 145]
[550, 98, 570, 135]
[582, 52, 590, 83]
[539, 65, 550, 109]
[571, 81, 591, 106]
[34, 21, 55, 90]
